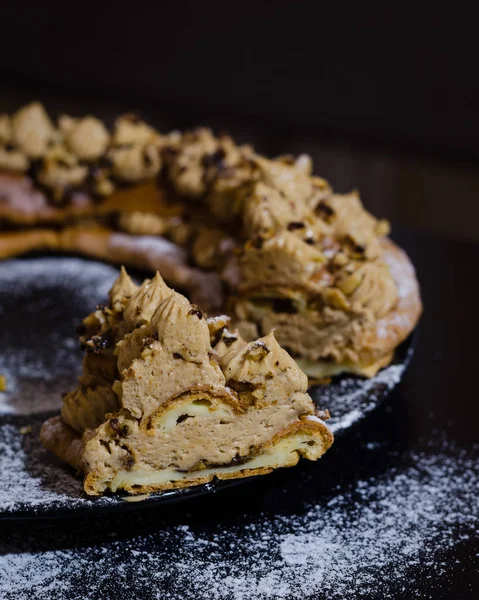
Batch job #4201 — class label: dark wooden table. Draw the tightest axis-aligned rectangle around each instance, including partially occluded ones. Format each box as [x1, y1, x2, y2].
[1, 228, 478, 599]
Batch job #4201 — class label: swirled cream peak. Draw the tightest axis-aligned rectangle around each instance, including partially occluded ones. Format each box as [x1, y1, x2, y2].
[163, 127, 221, 197]
[221, 331, 309, 406]
[254, 154, 313, 205]
[110, 275, 312, 423]
[150, 292, 211, 363]
[59, 115, 110, 161]
[109, 266, 139, 308]
[242, 181, 310, 237]
[109, 144, 162, 183]
[209, 318, 247, 360]
[123, 271, 172, 330]
[117, 289, 225, 420]
[325, 192, 388, 259]
[11, 102, 56, 158]
[112, 114, 161, 146]
[336, 261, 398, 317]
[239, 231, 326, 293]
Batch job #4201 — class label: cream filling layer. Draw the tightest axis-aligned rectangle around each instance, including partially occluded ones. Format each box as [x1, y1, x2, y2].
[296, 354, 393, 379]
[154, 400, 232, 433]
[108, 432, 324, 492]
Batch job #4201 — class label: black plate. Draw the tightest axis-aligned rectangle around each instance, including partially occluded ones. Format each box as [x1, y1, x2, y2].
[0, 256, 415, 519]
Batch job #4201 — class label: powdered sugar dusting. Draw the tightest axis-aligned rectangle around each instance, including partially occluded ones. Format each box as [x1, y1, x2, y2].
[315, 362, 407, 434]
[385, 243, 418, 302]
[1, 441, 477, 599]
[0, 421, 109, 512]
[0, 257, 119, 415]
[377, 242, 422, 341]
[111, 233, 188, 262]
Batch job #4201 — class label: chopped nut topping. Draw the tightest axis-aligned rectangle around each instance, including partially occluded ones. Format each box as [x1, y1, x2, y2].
[86, 332, 114, 353]
[287, 221, 305, 231]
[247, 341, 270, 361]
[207, 314, 230, 343]
[317, 409, 330, 421]
[316, 200, 336, 223]
[142, 334, 158, 349]
[37, 146, 88, 200]
[321, 288, 350, 311]
[222, 331, 238, 347]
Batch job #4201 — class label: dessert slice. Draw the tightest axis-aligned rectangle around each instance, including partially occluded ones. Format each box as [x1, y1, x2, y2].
[40, 268, 333, 495]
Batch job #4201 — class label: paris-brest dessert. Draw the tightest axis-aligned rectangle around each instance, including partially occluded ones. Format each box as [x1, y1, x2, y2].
[40, 269, 334, 494]
[1, 103, 422, 380]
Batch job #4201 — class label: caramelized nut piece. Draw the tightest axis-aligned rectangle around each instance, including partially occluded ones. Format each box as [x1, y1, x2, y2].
[247, 341, 270, 361]
[337, 270, 362, 296]
[321, 288, 350, 311]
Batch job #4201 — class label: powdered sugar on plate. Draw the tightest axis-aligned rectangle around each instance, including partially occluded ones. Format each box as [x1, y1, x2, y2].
[1, 440, 477, 599]
[317, 362, 407, 434]
[0, 421, 110, 512]
[0, 257, 119, 415]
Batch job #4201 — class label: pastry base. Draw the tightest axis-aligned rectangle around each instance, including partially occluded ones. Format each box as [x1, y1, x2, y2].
[0, 174, 181, 225]
[0, 223, 223, 313]
[40, 415, 333, 495]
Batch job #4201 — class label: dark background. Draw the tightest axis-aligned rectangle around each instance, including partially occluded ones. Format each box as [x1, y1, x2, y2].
[1, 9, 479, 596]
[1, 1, 478, 240]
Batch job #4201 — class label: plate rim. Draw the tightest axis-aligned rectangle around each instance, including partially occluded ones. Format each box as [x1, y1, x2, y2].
[0, 333, 417, 520]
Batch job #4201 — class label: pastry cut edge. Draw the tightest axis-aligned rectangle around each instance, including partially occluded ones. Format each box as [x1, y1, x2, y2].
[41, 411, 332, 495]
[40, 268, 333, 496]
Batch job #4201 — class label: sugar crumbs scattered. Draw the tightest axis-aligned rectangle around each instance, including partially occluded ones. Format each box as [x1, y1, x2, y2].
[0, 441, 477, 599]
[0, 257, 119, 415]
